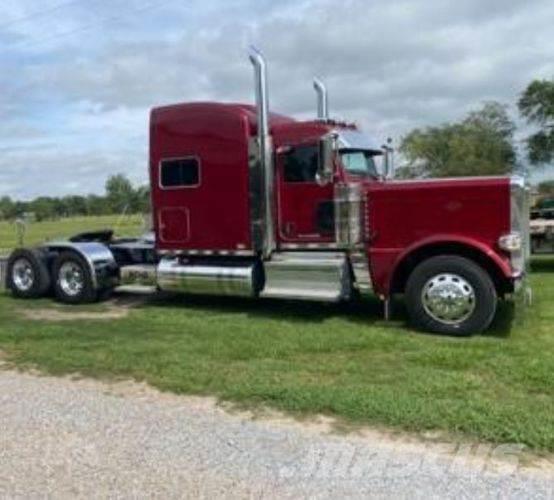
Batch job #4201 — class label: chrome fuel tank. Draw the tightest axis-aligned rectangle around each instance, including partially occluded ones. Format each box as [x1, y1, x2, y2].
[157, 258, 261, 297]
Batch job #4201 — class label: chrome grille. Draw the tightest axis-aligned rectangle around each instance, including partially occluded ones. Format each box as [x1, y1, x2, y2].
[334, 183, 363, 248]
[510, 176, 530, 274]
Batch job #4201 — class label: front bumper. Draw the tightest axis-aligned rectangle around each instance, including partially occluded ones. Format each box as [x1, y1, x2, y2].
[512, 272, 532, 306]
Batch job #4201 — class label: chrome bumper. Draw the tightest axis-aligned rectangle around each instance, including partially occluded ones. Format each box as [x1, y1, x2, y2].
[512, 272, 532, 306]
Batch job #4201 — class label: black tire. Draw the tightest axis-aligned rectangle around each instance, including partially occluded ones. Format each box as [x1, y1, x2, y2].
[405, 255, 497, 336]
[6, 248, 51, 299]
[52, 251, 97, 304]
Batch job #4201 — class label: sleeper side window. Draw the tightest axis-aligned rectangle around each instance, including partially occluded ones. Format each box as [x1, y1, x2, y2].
[283, 145, 319, 183]
[160, 157, 200, 188]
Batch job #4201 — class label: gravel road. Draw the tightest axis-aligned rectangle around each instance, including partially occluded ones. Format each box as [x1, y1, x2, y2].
[0, 369, 552, 499]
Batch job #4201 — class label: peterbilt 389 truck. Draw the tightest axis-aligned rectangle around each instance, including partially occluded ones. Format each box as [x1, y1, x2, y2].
[5, 49, 530, 336]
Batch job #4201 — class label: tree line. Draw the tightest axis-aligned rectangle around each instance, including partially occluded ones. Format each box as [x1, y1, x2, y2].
[0, 174, 150, 221]
[396, 78, 554, 185]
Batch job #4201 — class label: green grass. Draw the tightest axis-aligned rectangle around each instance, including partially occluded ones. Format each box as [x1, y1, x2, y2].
[0, 255, 552, 451]
[0, 214, 144, 253]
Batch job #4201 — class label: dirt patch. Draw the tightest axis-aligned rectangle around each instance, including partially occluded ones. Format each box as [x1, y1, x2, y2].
[21, 307, 129, 321]
[19, 294, 149, 322]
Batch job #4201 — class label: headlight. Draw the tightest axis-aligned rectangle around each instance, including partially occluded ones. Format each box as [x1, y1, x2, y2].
[498, 232, 522, 252]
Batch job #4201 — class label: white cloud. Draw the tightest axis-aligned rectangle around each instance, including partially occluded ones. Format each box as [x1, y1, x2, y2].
[0, 0, 553, 198]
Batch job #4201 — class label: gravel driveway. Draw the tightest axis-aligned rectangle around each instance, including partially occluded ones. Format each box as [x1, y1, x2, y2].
[0, 369, 552, 499]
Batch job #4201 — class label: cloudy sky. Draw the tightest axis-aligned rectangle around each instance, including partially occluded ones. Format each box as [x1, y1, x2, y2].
[1, 0, 553, 199]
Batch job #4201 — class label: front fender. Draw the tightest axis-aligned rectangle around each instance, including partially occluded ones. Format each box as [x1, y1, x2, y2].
[369, 235, 512, 296]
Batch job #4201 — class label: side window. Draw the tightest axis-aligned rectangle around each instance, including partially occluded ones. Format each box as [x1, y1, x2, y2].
[160, 157, 200, 188]
[283, 145, 319, 183]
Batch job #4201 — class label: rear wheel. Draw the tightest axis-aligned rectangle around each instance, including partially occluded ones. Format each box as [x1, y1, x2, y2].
[405, 255, 497, 336]
[6, 248, 51, 299]
[53, 252, 97, 304]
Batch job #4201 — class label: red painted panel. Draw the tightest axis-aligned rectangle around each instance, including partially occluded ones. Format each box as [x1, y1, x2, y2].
[364, 177, 512, 294]
[150, 103, 258, 251]
[158, 208, 190, 244]
[275, 148, 335, 243]
[149, 102, 335, 252]
[276, 182, 335, 242]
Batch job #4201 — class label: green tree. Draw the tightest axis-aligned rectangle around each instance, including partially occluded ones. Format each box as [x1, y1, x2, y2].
[518, 79, 554, 164]
[133, 185, 151, 214]
[86, 194, 108, 216]
[30, 197, 57, 221]
[105, 174, 136, 214]
[537, 180, 554, 196]
[62, 196, 88, 217]
[0, 196, 15, 220]
[399, 102, 516, 178]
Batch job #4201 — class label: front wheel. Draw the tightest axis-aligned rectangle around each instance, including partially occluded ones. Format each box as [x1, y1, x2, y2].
[405, 255, 497, 336]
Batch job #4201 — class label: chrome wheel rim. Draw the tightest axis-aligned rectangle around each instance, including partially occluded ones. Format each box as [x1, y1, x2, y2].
[12, 258, 35, 292]
[59, 262, 84, 297]
[421, 273, 476, 325]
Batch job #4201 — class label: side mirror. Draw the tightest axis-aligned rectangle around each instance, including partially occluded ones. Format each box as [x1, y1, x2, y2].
[317, 134, 335, 185]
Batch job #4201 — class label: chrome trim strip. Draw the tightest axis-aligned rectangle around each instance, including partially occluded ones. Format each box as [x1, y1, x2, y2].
[157, 249, 255, 257]
[280, 243, 343, 250]
[388, 175, 509, 184]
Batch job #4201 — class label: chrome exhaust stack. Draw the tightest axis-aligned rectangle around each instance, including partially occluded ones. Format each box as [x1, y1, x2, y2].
[313, 78, 329, 120]
[382, 138, 394, 179]
[248, 46, 275, 258]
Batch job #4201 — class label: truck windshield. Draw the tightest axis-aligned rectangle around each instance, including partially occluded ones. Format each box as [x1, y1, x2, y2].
[340, 149, 379, 178]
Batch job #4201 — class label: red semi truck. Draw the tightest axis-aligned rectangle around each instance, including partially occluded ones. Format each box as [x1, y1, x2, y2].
[5, 49, 530, 335]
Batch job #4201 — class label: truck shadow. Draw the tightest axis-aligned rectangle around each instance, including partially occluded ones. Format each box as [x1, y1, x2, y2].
[485, 301, 515, 339]
[139, 291, 386, 326]
[134, 292, 516, 338]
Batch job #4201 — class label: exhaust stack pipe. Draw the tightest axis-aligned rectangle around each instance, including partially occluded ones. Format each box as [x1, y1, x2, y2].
[382, 138, 394, 179]
[313, 78, 329, 120]
[248, 46, 275, 258]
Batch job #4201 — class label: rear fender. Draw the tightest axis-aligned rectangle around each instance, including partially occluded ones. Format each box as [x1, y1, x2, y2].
[43, 242, 118, 290]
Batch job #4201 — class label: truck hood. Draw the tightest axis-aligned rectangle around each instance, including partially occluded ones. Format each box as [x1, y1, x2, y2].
[358, 175, 516, 294]
[362, 175, 512, 252]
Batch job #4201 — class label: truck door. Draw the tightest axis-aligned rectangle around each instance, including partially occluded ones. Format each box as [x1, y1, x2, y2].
[155, 157, 199, 245]
[276, 143, 335, 245]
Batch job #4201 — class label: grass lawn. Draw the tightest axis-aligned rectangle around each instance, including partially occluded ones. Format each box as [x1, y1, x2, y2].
[0, 214, 144, 254]
[0, 253, 552, 452]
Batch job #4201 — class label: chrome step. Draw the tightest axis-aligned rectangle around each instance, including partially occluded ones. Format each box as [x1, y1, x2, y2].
[261, 252, 351, 302]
